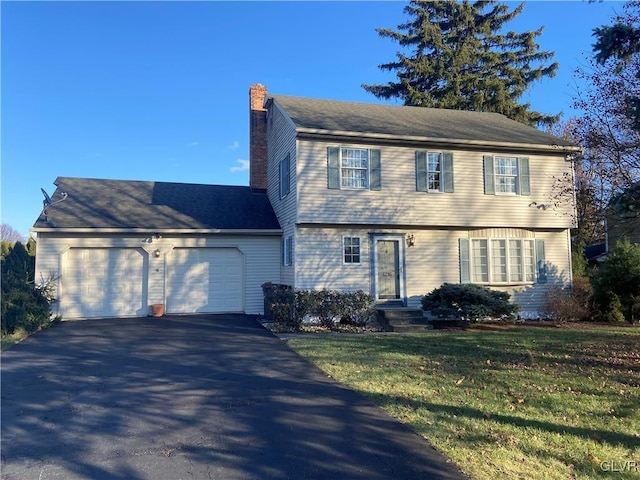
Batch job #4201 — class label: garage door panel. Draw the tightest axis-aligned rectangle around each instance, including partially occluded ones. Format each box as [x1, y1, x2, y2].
[166, 248, 243, 314]
[62, 248, 147, 319]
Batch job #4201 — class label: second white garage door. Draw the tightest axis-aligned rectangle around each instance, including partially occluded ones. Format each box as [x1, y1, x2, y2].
[166, 248, 244, 314]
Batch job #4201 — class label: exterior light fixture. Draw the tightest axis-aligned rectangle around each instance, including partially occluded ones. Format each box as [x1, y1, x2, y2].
[154, 249, 161, 258]
[406, 234, 415, 247]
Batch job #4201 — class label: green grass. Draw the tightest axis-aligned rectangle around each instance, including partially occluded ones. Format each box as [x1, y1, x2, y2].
[287, 325, 640, 480]
[1, 327, 29, 351]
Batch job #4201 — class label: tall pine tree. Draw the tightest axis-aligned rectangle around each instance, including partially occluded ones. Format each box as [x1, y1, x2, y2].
[363, 0, 559, 127]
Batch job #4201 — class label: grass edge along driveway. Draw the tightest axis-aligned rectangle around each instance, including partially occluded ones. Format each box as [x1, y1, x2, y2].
[286, 325, 640, 480]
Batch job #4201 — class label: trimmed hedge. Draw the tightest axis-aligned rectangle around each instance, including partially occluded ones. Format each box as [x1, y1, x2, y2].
[265, 287, 375, 331]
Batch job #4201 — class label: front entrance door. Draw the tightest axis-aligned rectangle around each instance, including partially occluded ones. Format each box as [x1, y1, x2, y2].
[374, 237, 405, 303]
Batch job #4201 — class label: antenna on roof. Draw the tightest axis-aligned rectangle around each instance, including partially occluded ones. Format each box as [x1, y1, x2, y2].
[40, 188, 68, 223]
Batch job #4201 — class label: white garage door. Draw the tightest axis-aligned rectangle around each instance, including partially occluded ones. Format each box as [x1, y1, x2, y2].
[166, 248, 244, 314]
[62, 248, 147, 319]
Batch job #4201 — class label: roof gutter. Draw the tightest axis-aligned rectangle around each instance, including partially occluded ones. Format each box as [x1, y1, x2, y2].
[296, 128, 582, 155]
[31, 228, 283, 235]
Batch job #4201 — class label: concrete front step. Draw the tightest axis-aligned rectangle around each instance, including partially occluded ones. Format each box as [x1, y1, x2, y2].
[376, 308, 432, 332]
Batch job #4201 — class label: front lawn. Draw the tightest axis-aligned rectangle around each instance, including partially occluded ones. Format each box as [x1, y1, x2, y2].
[287, 325, 640, 480]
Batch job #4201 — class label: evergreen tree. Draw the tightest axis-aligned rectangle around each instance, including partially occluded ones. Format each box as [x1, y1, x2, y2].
[363, 0, 559, 127]
[592, 0, 640, 131]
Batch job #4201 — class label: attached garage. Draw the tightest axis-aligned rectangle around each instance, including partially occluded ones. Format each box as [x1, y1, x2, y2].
[33, 178, 282, 320]
[166, 248, 244, 314]
[61, 247, 148, 319]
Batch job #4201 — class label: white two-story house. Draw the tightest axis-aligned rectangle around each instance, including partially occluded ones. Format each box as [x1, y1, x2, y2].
[250, 84, 580, 318]
[33, 84, 579, 320]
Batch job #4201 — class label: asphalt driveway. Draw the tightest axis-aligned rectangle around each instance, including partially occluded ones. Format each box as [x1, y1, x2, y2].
[1, 315, 467, 480]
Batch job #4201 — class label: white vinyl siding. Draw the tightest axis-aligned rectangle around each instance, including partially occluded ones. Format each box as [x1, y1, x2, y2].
[297, 141, 568, 228]
[266, 101, 298, 228]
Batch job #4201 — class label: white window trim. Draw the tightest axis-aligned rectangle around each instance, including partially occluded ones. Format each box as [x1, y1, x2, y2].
[494, 156, 519, 196]
[340, 147, 369, 190]
[470, 238, 536, 285]
[427, 152, 443, 193]
[342, 236, 362, 265]
[283, 236, 293, 266]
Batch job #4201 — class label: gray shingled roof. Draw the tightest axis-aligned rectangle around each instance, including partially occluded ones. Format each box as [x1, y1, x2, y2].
[33, 177, 281, 231]
[267, 94, 577, 149]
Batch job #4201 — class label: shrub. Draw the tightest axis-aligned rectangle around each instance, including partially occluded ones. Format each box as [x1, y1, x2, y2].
[421, 283, 519, 322]
[312, 290, 342, 329]
[540, 283, 592, 322]
[1, 242, 53, 336]
[336, 290, 376, 326]
[266, 285, 300, 331]
[592, 239, 640, 323]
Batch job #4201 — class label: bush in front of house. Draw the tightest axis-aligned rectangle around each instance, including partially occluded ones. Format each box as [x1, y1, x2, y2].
[540, 276, 593, 322]
[267, 287, 375, 331]
[421, 283, 519, 322]
[336, 289, 377, 326]
[1, 242, 54, 336]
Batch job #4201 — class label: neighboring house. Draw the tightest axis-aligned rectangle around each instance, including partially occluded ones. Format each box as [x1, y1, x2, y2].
[33, 84, 580, 319]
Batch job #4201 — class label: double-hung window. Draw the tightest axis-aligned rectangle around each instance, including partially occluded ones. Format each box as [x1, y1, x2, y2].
[327, 147, 381, 190]
[279, 154, 290, 198]
[341, 149, 368, 189]
[415, 151, 454, 192]
[343, 237, 361, 264]
[283, 236, 293, 266]
[460, 238, 544, 284]
[483, 155, 530, 195]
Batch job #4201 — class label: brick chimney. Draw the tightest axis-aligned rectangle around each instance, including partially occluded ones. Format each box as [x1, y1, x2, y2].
[249, 84, 268, 190]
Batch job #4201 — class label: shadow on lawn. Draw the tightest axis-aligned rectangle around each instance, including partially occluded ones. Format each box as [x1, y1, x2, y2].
[367, 394, 639, 450]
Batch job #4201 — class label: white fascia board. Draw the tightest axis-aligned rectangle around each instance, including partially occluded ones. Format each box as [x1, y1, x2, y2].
[31, 228, 283, 235]
[296, 128, 583, 155]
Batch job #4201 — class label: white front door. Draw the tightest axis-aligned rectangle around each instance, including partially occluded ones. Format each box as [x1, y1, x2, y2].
[373, 236, 405, 303]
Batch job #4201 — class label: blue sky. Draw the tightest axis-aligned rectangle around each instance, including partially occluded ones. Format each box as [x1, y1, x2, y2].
[1, 1, 625, 238]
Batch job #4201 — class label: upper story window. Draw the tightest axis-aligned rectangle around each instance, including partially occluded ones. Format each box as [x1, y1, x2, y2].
[484, 155, 530, 196]
[279, 154, 291, 199]
[327, 147, 381, 191]
[343, 237, 361, 264]
[415, 151, 454, 193]
[341, 149, 368, 189]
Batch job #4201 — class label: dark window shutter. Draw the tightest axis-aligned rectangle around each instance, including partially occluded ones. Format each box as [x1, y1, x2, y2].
[443, 152, 454, 193]
[483, 155, 495, 195]
[370, 149, 381, 190]
[459, 238, 471, 283]
[518, 157, 530, 196]
[535, 239, 547, 284]
[280, 154, 290, 198]
[415, 151, 428, 192]
[327, 147, 340, 189]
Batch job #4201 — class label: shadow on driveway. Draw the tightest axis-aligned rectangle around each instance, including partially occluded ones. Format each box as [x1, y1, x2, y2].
[1, 314, 467, 480]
